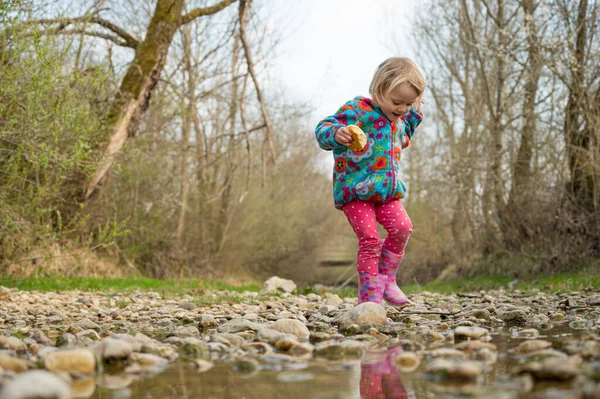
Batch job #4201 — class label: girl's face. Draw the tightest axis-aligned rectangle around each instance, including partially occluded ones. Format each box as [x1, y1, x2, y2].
[378, 83, 419, 122]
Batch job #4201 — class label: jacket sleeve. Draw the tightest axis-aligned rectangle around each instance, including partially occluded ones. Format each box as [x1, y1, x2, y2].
[315, 100, 359, 151]
[400, 108, 424, 149]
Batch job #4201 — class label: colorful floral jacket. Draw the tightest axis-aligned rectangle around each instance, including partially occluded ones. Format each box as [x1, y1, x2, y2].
[315, 96, 423, 209]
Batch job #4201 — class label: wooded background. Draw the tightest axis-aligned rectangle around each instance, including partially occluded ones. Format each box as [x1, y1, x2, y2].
[1, 0, 598, 285]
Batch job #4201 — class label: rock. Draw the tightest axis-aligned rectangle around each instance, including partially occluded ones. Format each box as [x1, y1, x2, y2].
[130, 352, 167, 365]
[173, 326, 200, 338]
[267, 319, 310, 339]
[518, 356, 581, 381]
[0, 354, 28, 373]
[466, 309, 490, 319]
[100, 337, 133, 361]
[324, 294, 344, 307]
[217, 319, 258, 333]
[1, 370, 70, 399]
[514, 339, 552, 354]
[426, 359, 484, 380]
[199, 313, 219, 329]
[55, 332, 78, 347]
[31, 331, 53, 346]
[0, 336, 27, 352]
[454, 326, 489, 340]
[75, 318, 101, 330]
[180, 302, 196, 310]
[44, 348, 96, 375]
[396, 352, 420, 372]
[314, 340, 366, 360]
[262, 276, 297, 294]
[110, 333, 142, 352]
[275, 336, 299, 351]
[429, 348, 466, 359]
[0, 286, 11, 300]
[549, 312, 566, 322]
[454, 340, 498, 353]
[525, 348, 568, 361]
[256, 328, 286, 344]
[289, 343, 314, 356]
[179, 337, 209, 355]
[309, 332, 331, 343]
[497, 310, 528, 327]
[211, 333, 244, 347]
[335, 303, 387, 331]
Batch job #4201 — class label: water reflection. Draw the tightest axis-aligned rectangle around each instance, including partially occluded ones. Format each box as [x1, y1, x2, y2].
[89, 347, 415, 399]
[359, 347, 408, 399]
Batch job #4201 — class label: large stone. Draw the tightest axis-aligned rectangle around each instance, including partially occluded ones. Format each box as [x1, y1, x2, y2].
[44, 348, 96, 375]
[267, 319, 310, 339]
[1, 370, 70, 399]
[335, 303, 387, 331]
[261, 276, 297, 294]
[217, 319, 259, 334]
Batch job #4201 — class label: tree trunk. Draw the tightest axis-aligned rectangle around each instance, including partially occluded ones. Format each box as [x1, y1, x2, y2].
[176, 23, 194, 244]
[82, 0, 236, 200]
[505, 0, 541, 243]
[565, 0, 596, 213]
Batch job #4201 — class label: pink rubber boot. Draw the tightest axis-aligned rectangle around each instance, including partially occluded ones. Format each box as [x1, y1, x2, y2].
[378, 248, 413, 307]
[358, 272, 388, 305]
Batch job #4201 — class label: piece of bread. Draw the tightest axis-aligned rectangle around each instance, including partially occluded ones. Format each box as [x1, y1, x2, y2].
[346, 125, 367, 152]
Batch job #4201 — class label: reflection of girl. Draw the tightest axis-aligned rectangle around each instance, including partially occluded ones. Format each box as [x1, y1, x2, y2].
[360, 347, 408, 399]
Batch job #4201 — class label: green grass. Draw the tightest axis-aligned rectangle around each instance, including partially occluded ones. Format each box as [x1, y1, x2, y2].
[1, 265, 598, 299]
[327, 266, 600, 298]
[0, 276, 260, 297]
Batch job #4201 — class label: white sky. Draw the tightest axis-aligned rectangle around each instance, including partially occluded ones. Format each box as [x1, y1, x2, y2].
[264, 0, 418, 129]
[261, 0, 419, 172]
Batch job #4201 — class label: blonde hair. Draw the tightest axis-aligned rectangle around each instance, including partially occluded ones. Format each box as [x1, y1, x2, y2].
[369, 57, 426, 104]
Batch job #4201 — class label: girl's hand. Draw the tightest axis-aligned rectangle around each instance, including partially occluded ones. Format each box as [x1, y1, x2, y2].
[335, 127, 353, 147]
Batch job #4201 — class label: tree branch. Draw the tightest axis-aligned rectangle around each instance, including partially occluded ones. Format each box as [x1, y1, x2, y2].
[180, 0, 238, 25]
[28, 28, 130, 47]
[25, 16, 139, 48]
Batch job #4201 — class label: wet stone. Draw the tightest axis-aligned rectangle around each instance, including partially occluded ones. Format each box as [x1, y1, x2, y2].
[426, 359, 484, 380]
[514, 339, 552, 354]
[454, 326, 489, 340]
[1, 370, 70, 399]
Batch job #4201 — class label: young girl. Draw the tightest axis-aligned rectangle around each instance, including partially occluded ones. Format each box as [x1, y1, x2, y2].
[315, 57, 426, 306]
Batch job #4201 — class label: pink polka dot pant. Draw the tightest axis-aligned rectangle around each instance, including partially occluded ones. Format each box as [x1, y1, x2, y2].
[342, 199, 413, 275]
